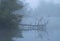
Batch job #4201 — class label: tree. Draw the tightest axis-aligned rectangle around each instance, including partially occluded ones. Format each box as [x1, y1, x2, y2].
[0, 0, 23, 41]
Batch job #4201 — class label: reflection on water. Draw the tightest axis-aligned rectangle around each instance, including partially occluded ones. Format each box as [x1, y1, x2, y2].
[12, 17, 60, 41]
[14, 31, 48, 41]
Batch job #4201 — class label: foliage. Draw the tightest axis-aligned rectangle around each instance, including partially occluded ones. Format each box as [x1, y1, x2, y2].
[0, 0, 23, 41]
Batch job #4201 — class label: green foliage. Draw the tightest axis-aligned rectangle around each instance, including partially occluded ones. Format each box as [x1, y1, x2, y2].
[0, 0, 23, 41]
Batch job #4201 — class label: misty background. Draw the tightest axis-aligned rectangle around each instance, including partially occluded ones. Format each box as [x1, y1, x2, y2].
[12, 0, 60, 41]
[0, 0, 60, 41]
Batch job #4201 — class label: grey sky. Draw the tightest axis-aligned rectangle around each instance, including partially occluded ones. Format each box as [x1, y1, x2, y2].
[22, 0, 60, 9]
[15, 0, 60, 41]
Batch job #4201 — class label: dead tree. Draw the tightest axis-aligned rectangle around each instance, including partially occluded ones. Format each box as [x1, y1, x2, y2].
[19, 16, 49, 38]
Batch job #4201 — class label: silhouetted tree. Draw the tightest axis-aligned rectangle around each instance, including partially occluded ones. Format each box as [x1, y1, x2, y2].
[0, 0, 23, 41]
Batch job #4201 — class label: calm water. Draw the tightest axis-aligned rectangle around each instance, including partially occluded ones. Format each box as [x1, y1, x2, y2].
[12, 17, 60, 41]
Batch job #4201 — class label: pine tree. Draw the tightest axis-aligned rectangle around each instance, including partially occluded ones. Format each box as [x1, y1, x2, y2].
[0, 0, 23, 41]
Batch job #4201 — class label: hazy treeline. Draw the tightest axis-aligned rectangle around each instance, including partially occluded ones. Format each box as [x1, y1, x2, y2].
[0, 0, 24, 41]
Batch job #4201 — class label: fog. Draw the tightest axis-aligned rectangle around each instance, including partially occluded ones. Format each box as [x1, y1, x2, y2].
[14, 0, 60, 41]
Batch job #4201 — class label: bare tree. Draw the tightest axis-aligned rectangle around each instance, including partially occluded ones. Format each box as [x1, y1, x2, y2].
[19, 16, 49, 38]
